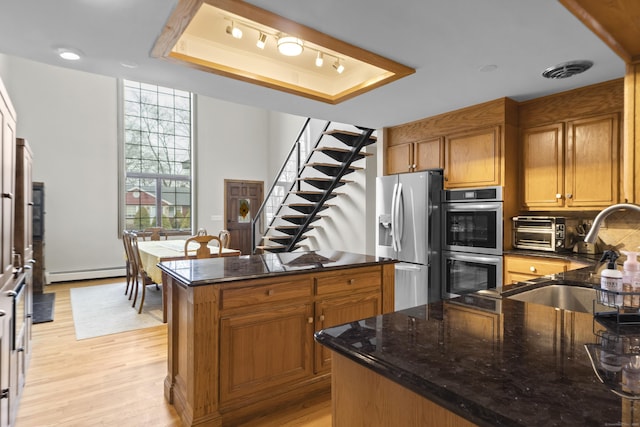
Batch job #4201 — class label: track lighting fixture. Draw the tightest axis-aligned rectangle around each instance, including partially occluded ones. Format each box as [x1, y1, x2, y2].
[277, 36, 304, 56]
[333, 59, 344, 74]
[315, 52, 324, 67]
[226, 22, 243, 39]
[256, 32, 267, 49]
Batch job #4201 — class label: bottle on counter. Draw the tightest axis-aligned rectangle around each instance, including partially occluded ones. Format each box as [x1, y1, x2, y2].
[621, 250, 640, 308]
[600, 250, 623, 307]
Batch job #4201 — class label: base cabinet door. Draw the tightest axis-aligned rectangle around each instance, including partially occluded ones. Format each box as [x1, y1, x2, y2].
[219, 303, 314, 403]
[314, 292, 381, 373]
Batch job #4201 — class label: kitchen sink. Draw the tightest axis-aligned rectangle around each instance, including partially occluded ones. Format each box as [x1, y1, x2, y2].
[507, 284, 597, 313]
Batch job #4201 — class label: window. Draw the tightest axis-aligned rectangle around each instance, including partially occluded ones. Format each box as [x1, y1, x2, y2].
[120, 80, 193, 233]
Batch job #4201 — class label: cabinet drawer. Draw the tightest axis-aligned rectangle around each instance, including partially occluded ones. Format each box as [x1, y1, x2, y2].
[315, 267, 381, 296]
[221, 278, 313, 310]
[504, 256, 568, 277]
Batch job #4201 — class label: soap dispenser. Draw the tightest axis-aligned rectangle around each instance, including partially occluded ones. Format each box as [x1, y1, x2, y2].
[621, 250, 640, 307]
[600, 250, 623, 306]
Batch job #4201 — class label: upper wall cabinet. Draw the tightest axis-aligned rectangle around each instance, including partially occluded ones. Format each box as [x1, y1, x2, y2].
[519, 80, 623, 211]
[386, 137, 443, 175]
[444, 126, 500, 188]
[383, 98, 518, 191]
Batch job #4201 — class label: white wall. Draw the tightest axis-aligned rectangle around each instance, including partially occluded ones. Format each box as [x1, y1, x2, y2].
[0, 55, 372, 282]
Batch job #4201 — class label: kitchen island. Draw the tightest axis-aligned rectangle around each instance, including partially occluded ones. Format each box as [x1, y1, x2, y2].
[315, 265, 637, 426]
[158, 250, 395, 427]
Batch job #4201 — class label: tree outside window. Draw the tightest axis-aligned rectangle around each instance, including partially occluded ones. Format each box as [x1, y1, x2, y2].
[121, 80, 193, 233]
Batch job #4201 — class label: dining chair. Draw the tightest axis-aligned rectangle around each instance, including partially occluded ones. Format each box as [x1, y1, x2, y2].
[218, 229, 231, 248]
[122, 230, 135, 297]
[129, 232, 160, 313]
[143, 226, 167, 241]
[184, 235, 223, 259]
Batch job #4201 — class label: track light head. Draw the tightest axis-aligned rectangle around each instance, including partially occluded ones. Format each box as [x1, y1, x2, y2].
[256, 33, 267, 49]
[333, 59, 344, 74]
[226, 23, 243, 39]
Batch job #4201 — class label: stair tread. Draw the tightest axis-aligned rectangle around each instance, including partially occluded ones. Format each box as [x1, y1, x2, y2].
[288, 203, 334, 207]
[298, 177, 353, 183]
[313, 147, 373, 156]
[324, 129, 378, 141]
[306, 162, 363, 170]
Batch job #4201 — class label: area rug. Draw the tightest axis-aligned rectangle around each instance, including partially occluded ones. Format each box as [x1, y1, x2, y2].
[70, 282, 163, 340]
[32, 292, 55, 324]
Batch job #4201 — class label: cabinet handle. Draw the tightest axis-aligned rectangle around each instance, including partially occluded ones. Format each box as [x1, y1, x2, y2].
[348, 279, 355, 285]
[2, 192, 12, 199]
[319, 314, 325, 322]
[566, 193, 573, 199]
[0, 389, 7, 399]
[412, 164, 416, 169]
[17, 347, 24, 353]
[6, 291, 16, 297]
[266, 289, 274, 296]
[0, 310, 5, 317]
[529, 266, 537, 273]
[28, 202, 34, 206]
[555, 193, 562, 199]
[308, 317, 313, 324]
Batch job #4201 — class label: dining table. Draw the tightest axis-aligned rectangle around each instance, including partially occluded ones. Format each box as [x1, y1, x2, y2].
[136, 239, 241, 322]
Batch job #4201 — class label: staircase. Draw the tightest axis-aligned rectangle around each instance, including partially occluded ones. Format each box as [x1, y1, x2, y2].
[252, 120, 376, 253]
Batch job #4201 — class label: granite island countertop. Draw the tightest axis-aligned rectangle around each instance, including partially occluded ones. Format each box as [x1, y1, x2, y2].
[157, 249, 396, 286]
[315, 265, 637, 427]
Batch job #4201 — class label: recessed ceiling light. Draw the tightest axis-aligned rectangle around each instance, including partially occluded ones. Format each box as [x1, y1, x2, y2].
[479, 64, 498, 72]
[120, 61, 138, 69]
[57, 48, 82, 61]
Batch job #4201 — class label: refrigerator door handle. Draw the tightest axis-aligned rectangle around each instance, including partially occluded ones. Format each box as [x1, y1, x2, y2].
[395, 263, 422, 271]
[391, 182, 399, 252]
[395, 183, 403, 252]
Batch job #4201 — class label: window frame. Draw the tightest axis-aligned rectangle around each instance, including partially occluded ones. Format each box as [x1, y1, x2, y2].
[117, 79, 196, 236]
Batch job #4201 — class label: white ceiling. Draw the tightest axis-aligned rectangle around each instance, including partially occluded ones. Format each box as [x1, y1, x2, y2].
[0, 0, 626, 129]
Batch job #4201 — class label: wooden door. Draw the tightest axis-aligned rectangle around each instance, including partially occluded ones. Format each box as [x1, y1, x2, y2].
[314, 292, 381, 373]
[521, 123, 564, 209]
[443, 126, 500, 188]
[224, 180, 263, 255]
[566, 113, 619, 208]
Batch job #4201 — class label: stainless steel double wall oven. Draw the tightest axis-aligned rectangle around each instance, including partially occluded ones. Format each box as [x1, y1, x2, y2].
[442, 186, 503, 297]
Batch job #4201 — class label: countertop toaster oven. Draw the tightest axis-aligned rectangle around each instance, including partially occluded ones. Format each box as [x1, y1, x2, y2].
[512, 216, 578, 252]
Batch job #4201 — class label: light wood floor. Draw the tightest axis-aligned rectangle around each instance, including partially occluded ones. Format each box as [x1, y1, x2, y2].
[16, 278, 331, 427]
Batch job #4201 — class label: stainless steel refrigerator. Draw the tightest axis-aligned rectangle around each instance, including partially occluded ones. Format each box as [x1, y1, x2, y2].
[376, 170, 443, 310]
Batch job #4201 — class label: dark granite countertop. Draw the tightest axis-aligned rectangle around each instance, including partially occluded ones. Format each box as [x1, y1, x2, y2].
[157, 250, 395, 286]
[315, 266, 637, 427]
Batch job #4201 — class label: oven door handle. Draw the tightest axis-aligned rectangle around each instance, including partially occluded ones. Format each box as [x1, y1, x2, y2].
[448, 253, 502, 264]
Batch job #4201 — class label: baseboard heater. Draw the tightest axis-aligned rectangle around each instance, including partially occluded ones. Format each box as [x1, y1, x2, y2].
[46, 267, 126, 284]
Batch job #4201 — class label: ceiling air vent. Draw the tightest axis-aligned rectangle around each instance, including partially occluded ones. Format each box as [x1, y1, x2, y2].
[542, 60, 593, 79]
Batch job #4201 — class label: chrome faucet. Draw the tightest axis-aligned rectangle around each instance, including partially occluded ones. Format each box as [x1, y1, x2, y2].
[584, 203, 640, 243]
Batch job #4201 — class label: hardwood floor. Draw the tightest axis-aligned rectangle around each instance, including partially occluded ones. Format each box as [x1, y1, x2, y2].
[16, 278, 331, 427]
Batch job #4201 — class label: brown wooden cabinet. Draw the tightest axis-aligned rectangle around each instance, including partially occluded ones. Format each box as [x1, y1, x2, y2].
[521, 114, 620, 210]
[444, 126, 501, 188]
[164, 261, 395, 427]
[385, 137, 443, 174]
[219, 302, 314, 403]
[503, 254, 589, 286]
[383, 98, 518, 197]
[314, 291, 381, 373]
